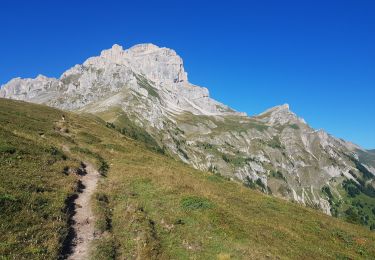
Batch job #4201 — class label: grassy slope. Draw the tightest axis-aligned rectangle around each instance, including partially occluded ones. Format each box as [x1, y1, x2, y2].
[0, 99, 80, 259]
[1, 98, 375, 259]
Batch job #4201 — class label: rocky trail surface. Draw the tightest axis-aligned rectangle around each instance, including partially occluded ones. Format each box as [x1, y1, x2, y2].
[67, 163, 100, 260]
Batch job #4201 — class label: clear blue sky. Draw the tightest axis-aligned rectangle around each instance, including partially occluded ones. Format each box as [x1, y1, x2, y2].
[1, 0, 374, 148]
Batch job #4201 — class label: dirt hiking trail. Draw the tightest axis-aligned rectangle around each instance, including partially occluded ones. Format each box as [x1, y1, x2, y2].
[67, 162, 100, 260]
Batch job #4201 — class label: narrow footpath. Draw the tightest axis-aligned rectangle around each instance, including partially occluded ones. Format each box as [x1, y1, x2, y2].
[67, 163, 100, 260]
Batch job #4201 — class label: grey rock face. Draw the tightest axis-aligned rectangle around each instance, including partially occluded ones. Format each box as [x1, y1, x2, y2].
[1, 43, 374, 216]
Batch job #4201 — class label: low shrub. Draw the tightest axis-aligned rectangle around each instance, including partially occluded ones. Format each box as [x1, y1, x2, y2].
[0, 144, 16, 154]
[181, 196, 214, 211]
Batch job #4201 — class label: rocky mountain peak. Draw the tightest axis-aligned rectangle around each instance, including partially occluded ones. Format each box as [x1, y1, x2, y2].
[127, 43, 162, 54]
[85, 43, 188, 84]
[99, 43, 170, 60]
[0, 43, 230, 115]
[257, 103, 306, 125]
[99, 43, 125, 60]
[263, 103, 290, 113]
[257, 104, 288, 117]
[276, 103, 290, 110]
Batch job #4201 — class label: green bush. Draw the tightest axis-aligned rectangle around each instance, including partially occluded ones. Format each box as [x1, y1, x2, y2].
[0, 194, 17, 209]
[244, 176, 256, 189]
[181, 196, 214, 211]
[353, 159, 373, 180]
[270, 170, 286, 181]
[345, 207, 361, 224]
[343, 180, 360, 197]
[267, 136, 284, 149]
[348, 186, 360, 197]
[221, 154, 229, 163]
[99, 160, 109, 177]
[105, 122, 115, 129]
[322, 186, 334, 200]
[256, 178, 266, 191]
[49, 146, 67, 160]
[0, 144, 16, 154]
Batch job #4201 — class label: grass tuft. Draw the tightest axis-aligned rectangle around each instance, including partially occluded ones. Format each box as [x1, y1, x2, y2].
[181, 196, 214, 211]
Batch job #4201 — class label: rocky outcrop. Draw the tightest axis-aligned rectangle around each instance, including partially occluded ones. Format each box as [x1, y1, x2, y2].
[256, 104, 306, 125]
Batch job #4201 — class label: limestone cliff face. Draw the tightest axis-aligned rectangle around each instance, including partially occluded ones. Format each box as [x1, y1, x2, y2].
[1, 43, 374, 216]
[1, 44, 234, 116]
[87, 43, 188, 83]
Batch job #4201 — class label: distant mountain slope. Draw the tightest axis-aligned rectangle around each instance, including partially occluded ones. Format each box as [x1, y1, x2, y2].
[1, 98, 375, 259]
[1, 43, 375, 227]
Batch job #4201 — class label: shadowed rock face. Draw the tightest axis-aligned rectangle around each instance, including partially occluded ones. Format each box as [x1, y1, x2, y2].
[1, 43, 374, 216]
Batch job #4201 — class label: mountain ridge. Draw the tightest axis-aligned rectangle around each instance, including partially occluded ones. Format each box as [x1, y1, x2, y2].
[1, 43, 375, 228]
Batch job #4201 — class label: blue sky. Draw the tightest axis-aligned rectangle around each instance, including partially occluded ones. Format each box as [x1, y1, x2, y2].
[1, 0, 374, 148]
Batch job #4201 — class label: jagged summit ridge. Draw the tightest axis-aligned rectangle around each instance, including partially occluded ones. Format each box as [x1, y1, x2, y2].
[84, 43, 188, 84]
